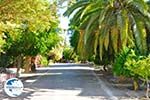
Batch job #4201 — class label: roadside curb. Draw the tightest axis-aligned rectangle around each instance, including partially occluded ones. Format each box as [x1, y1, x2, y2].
[92, 70, 119, 100]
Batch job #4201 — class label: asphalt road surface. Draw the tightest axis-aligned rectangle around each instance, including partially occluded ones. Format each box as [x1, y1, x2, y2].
[0, 63, 137, 100]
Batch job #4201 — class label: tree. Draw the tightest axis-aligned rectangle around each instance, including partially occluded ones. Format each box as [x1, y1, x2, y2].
[0, 0, 60, 74]
[2, 30, 62, 72]
[64, 0, 150, 60]
[0, 0, 59, 52]
[0, 0, 58, 34]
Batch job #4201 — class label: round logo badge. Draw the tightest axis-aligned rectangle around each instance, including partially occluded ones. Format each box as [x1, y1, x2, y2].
[4, 78, 24, 97]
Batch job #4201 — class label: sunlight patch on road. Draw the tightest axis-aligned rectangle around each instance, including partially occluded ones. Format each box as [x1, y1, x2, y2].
[38, 67, 94, 70]
[25, 79, 37, 83]
[20, 73, 62, 78]
[30, 89, 82, 96]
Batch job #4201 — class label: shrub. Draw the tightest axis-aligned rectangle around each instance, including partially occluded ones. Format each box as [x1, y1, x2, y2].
[113, 48, 150, 98]
[62, 47, 80, 63]
[63, 48, 73, 60]
[125, 53, 150, 98]
[40, 56, 48, 66]
[113, 47, 132, 77]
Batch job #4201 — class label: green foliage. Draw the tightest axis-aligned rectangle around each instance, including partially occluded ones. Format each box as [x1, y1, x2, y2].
[63, 47, 74, 60]
[0, 0, 59, 55]
[125, 52, 150, 81]
[40, 56, 48, 66]
[47, 32, 63, 51]
[48, 44, 64, 62]
[64, 0, 150, 61]
[70, 30, 79, 49]
[124, 49, 150, 98]
[0, 54, 14, 68]
[0, 0, 61, 68]
[0, 0, 58, 34]
[0, 28, 62, 68]
[113, 47, 150, 95]
[0, 35, 5, 52]
[113, 47, 132, 77]
[3, 31, 62, 57]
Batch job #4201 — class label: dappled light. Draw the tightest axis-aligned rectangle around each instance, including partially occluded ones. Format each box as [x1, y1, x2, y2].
[0, 0, 150, 99]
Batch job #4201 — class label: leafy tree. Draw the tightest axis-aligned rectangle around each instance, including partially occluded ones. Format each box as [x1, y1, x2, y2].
[1, 28, 62, 72]
[4, 31, 62, 56]
[0, 35, 5, 52]
[0, 0, 58, 34]
[0, 0, 59, 53]
[64, 0, 150, 60]
[0, 0, 60, 73]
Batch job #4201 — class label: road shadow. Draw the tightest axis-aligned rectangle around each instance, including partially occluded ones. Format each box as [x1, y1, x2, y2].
[0, 63, 141, 100]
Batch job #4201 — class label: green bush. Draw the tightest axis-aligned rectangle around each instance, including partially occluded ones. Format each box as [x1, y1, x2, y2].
[40, 56, 48, 66]
[0, 54, 14, 68]
[125, 51, 150, 98]
[113, 48, 150, 97]
[62, 47, 79, 62]
[113, 47, 132, 77]
[63, 48, 73, 60]
[125, 52, 150, 80]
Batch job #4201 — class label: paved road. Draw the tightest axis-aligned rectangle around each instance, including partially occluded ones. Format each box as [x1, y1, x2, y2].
[0, 63, 134, 100]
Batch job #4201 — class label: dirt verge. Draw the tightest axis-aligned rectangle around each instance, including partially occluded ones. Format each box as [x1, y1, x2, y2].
[94, 69, 149, 100]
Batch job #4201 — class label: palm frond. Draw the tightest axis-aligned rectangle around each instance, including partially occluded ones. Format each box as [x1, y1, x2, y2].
[84, 13, 99, 44]
[63, 0, 90, 17]
[118, 9, 129, 47]
[132, 15, 147, 54]
[127, 0, 149, 15]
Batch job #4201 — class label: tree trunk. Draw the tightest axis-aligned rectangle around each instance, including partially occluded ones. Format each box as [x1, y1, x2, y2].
[31, 56, 37, 72]
[146, 80, 149, 99]
[133, 79, 139, 91]
[23, 56, 31, 73]
[117, 76, 126, 83]
[16, 55, 23, 77]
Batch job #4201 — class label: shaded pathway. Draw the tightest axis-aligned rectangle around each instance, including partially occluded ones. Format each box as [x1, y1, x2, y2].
[0, 63, 134, 100]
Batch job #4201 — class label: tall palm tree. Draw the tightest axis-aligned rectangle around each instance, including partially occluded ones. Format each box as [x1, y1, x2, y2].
[64, 0, 150, 59]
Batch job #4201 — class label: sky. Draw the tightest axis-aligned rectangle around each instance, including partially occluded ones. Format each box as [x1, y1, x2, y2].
[48, 0, 69, 29]
[58, 1, 70, 45]
[58, 1, 69, 30]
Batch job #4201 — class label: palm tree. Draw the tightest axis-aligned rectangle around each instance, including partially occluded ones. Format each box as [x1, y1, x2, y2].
[64, 0, 150, 59]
